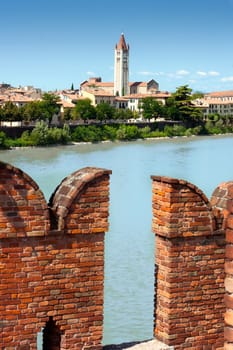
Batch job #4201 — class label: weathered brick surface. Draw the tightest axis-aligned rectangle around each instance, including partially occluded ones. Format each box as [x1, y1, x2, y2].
[152, 176, 226, 349]
[213, 182, 233, 350]
[0, 162, 50, 238]
[2, 160, 233, 350]
[0, 162, 111, 350]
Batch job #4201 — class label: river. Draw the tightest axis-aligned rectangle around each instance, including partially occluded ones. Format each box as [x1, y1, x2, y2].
[0, 134, 232, 346]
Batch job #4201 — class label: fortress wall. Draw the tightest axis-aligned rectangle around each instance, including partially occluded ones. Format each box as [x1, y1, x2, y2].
[211, 182, 233, 350]
[2, 160, 233, 349]
[151, 176, 226, 349]
[0, 162, 111, 350]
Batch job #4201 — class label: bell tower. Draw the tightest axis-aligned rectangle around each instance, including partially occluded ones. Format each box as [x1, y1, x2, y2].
[114, 33, 129, 96]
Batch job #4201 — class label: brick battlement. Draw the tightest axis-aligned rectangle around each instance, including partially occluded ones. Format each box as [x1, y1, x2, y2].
[1, 162, 233, 349]
[0, 161, 111, 350]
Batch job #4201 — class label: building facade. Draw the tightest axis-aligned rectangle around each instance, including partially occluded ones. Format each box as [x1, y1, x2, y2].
[194, 90, 233, 117]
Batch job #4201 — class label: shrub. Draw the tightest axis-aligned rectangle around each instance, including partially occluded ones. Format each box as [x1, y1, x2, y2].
[0, 131, 8, 149]
[102, 125, 117, 141]
[71, 125, 102, 142]
[116, 125, 140, 140]
[140, 126, 151, 138]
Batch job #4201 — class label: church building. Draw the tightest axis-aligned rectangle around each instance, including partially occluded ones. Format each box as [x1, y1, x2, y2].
[79, 34, 170, 111]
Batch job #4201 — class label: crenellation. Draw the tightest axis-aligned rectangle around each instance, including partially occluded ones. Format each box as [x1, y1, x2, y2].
[2, 162, 233, 348]
[0, 162, 111, 350]
[152, 175, 227, 349]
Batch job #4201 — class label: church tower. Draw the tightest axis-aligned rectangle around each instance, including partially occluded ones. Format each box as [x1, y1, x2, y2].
[114, 33, 129, 96]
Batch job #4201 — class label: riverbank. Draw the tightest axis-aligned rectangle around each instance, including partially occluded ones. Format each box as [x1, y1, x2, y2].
[2, 118, 232, 149]
[6, 131, 233, 152]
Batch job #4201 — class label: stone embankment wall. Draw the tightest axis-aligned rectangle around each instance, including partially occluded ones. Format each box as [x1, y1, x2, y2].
[1, 160, 233, 349]
[0, 161, 111, 350]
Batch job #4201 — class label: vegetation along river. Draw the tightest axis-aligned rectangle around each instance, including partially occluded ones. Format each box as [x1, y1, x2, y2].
[1, 134, 233, 346]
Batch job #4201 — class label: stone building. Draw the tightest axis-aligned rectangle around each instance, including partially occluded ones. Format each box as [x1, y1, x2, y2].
[79, 34, 170, 113]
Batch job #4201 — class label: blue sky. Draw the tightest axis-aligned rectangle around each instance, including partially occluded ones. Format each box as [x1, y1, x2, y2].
[1, 0, 233, 93]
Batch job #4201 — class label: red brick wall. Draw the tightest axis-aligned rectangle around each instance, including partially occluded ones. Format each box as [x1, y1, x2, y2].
[211, 182, 233, 350]
[152, 176, 226, 349]
[0, 162, 111, 350]
[2, 160, 233, 350]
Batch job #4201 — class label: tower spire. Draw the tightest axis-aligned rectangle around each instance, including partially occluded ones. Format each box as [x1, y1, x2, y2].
[116, 33, 129, 51]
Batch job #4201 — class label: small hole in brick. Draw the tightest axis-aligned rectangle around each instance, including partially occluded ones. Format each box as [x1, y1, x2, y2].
[42, 317, 61, 350]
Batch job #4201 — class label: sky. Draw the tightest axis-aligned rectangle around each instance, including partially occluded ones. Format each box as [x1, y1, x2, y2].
[1, 0, 233, 93]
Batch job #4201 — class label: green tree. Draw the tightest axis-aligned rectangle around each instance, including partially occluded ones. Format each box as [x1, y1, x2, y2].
[30, 120, 50, 145]
[62, 108, 73, 121]
[114, 108, 135, 120]
[192, 91, 204, 99]
[72, 99, 96, 121]
[21, 101, 43, 122]
[71, 125, 102, 142]
[0, 131, 7, 148]
[0, 102, 23, 121]
[102, 125, 117, 140]
[116, 125, 140, 140]
[40, 93, 60, 122]
[141, 97, 164, 119]
[96, 102, 115, 121]
[167, 85, 203, 125]
[30, 121, 70, 145]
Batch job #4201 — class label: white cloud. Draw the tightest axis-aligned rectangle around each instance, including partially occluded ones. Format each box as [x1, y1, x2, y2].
[138, 71, 167, 78]
[208, 71, 220, 76]
[87, 71, 96, 76]
[221, 76, 233, 82]
[197, 71, 207, 76]
[138, 71, 154, 76]
[176, 70, 190, 76]
[197, 71, 220, 77]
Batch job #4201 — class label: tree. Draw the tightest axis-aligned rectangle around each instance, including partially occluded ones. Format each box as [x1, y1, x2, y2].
[40, 93, 60, 122]
[114, 108, 135, 120]
[0, 131, 7, 148]
[62, 107, 72, 121]
[167, 85, 203, 125]
[141, 97, 164, 119]
[192, 91, 204, 99]
[0, 102, 22, 121]
[21, 101, 43, 122]
[71, 83, 74, 91]
[96, 102, 115, 121]
[72, 99, 96, 121]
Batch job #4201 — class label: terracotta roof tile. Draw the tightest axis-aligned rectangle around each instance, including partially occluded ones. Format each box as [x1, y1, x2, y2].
[206, 90, 233, 97]
[116, 33, 128, 51]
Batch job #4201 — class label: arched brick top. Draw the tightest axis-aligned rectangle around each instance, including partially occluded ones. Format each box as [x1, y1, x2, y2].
[151, 175, 217, 238]
[151, 175, 210, 204]
[0, 161, 49, 238]
[49, 167, 112, 233]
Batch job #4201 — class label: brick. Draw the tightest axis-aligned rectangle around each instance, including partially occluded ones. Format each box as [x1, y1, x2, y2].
[152, 177, 226, 348]
[225, 327, 233, 342]
[225, 310, 233, 326]
[225, 278, 233, 294]
[0, 163, 111, 350]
